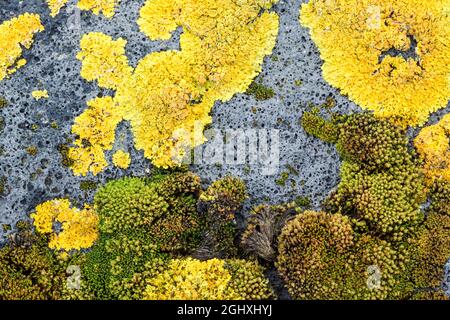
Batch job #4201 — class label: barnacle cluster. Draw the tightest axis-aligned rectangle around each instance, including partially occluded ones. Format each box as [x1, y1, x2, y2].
[414, 114, 450, 185]
[0, 13, 44, 81]
[300, 0, 450, 127]
[46, 0, 120, 18]
[69, 0, 279, 175]
[31, 199, 99, 251]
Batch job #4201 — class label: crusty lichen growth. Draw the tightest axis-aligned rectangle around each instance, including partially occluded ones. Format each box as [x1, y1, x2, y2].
[32, 89, 49, 100]
[68, 96, 123, 176]
[71, 0, 279, 175]
[143, 257, 273, 300]
[112, 150, 131, 169]
[46, 0, 69, 17]
[77, 0, 121, 18]
[31, 199, 99, 251]
[414, 114, 450, 185]
[46, 0, 120, 18]
[300, 0, 450, 127]
[0, 13, 44, 81]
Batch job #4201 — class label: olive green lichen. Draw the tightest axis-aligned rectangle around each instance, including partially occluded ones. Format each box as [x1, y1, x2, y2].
[246, 81, 275, 101]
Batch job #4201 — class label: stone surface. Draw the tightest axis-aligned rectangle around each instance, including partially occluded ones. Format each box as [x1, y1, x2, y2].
[0, 0, 448, 296]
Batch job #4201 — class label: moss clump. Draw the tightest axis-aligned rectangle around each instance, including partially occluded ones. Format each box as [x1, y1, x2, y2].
[0, 222, 67, 300]
[0, 97, 7, 108]
[242, 203, 298, 261]
[95, 172, 203, 253]
[83, 232, 168, 300]
[294, 195, 311, 208]
[246, 81, 275, 101]
[275, 171, 289, 187]
[197, 176, 247, 258]
[26, 145, 38, 156]
[224, 259, 274, 300]
[306, 113, 425, 238]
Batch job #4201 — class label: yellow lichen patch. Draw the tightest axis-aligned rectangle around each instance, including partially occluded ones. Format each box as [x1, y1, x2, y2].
[300, 0, 450, 127]
[46, 0, 69, 17]
[415, 114, 450, 185]
[0, 13, 44, 81]
[112, 150, 131, 169]
[31, 199, 99, 251]
[32, 89, 49, 100]
[71, 0, 279, 175]
[77, 0, 121, 18]
[68, 96, 123, 176]
[144, 258, 237, 300]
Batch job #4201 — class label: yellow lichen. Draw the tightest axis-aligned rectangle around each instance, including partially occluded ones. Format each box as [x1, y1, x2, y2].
[300, 0, 450, 127]
[415, 114, 450, 185]
[77, 0, 121, 18]
[112, 150, 131, 169]
[31, 199, 99, 251]
[0, 13, 44, 81]
[70, 0, 279, 175]
[32, 89, 49, 100]
[46, 0, 120, 18]
[46, 0, 69, 17]
[68, 96, 123, 176]
[143, 258, 237, 300]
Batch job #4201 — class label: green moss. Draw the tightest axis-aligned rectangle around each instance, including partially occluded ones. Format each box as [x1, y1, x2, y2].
[80, 180, 98, 191]
[0, 222, 67, 300]
[301, 111, 338, 144]
[2, 224, 11, 232]
[294, 195, 311, 208]
[294, 79, 303, 86]
[31, 124, 39, 131]
[246, 81, 275, 101]
[51, 121, 59, 129]
[321, 96, 336, 109]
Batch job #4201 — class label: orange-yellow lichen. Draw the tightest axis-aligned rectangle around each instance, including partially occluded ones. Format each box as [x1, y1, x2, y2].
[46, 0, 120, 18]
[415, 114, 450, 185]
[300, 0, 450, 127]
[0, 13, 44, 81]
[68, 96, 123, 176]
[112, 150, 131, 169]
[31, 199, 99, 251]
[70, 0, 279, 175]
[32, 89, 49, 100]
[77, 0, 121, 18]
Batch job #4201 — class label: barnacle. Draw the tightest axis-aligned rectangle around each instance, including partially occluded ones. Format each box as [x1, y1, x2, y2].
[31, 199, 99, 251]
[0, 13, 44, 81]
[32, 89, 49, 100]
[70, 0, 279, 175]
[46, 0, 120, 18]
[112, 150, 131, 169]
[300, 0, 450, 127]
[414, 114, 450, 185]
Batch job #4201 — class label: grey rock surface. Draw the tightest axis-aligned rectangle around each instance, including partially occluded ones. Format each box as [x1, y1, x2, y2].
[0, 0, 357, 234]
[0, 0, 448, 296]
